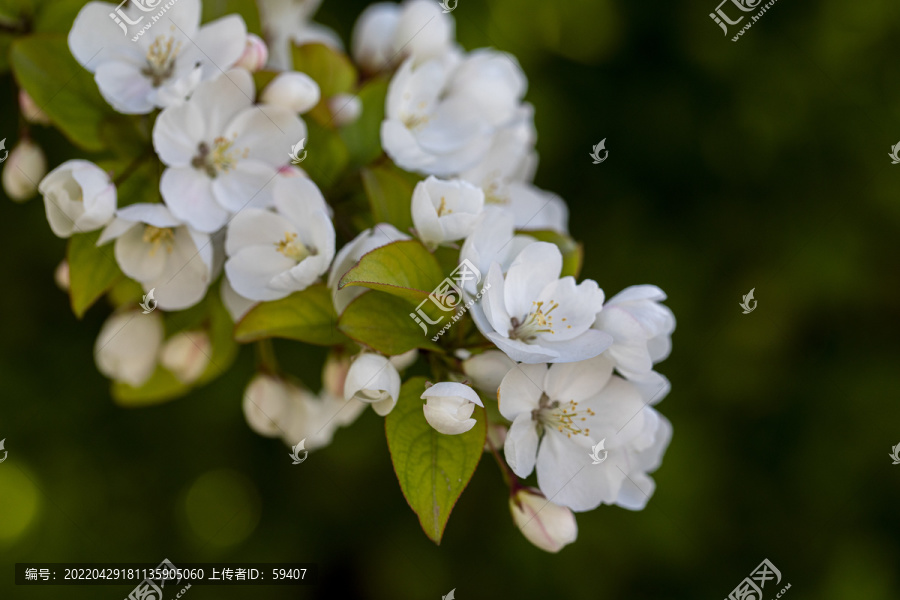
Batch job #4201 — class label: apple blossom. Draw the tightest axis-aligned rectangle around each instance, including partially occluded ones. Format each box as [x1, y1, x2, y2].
[499, 357, 669, 511]
[152, 68, 306, 232]
[351, 0, 455, 73]
[421, 382, 483, 435]
[160, 330, 212, 384]
[594, 285, 676, 381]
[257, 0, 342, 71]
[381, 48, 528, 176]
[243, 373, 294, 437]
[260, 72, 321, 114]
[2, 139, 47, 201]
[343, 353, 401, 416]
[94, 309, 164, 387]
[220, 278, 258, 322]
[235, 33, 269, 72]
[224, 176, 335, 301]
[39, 159, 116, 238]
[411, 176, 484, 249]
[68, 0, 247, 113]
[471, 242, 611, 363]
[328, 94, 363, 126]
[98, 203, 214, 311]
[328, 224, 410, 314]
[509, 487, 578, 553]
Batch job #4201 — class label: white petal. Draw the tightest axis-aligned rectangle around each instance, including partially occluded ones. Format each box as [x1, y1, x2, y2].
[159, 167, 229, 233]
[503, 242, 562, 320]
[225, 246, 298, 302]
[421, 382, 482, 406]
[497, 363, 546, 419]
[544, 355, 614, 404]
[504, 413, 539, 478]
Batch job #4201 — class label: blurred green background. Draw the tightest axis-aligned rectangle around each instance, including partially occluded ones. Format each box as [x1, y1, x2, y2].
[2, 0, 900, 598]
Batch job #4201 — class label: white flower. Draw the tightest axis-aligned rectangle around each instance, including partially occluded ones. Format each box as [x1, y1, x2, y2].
[328, 94, 363, 127]
[235, 33, 269, 72]
[257, 0, 342, 71]
[224, 176, 335, 301]
[471, 242, 610, 363]
[94, 309, 163, 387]
[411, 176, 484, 248]
[351, 0, 455, 73]
[260, 72, 321, 114]
[39, 159, 116, 238]
[462, 350, 516, 394]
[153, 68, 306, 232]
[279, 387, 355, 451]
[421, 382, 483, 435]
[98, 203, 214, 311]
[242, 373, 294, 437]
[327, 224, 410, 314]
[343, 353, 401, 416]
[2, 139, 47, 201]
[381, 48, 526, 176]
[68, 0, 248, 113]
[509, 487, 578, 553]
[460, 106, 536, 201]
[613, 407, 672, 511]
[160, 330, 211, 384]
[504, 183, 569, 233]
[594, 285, 675, 381]
[499, 357, 670, 511]
[220, 278, 258, 322]
[459, 206, 534, 293]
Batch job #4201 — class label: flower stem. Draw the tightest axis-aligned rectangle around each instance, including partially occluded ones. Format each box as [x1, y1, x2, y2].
[484, 412, 520, 492]
[255, 339, 279, 374]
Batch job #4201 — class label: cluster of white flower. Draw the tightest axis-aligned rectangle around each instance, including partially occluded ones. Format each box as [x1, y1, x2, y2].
[11, 0, 675, 554]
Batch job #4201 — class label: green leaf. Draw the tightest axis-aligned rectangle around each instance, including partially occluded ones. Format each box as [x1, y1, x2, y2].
[339, 240, 445, 306]
[360, 162, 420, 232]
[235, 283, 346, 346]
[67, 231, 123, 318]
[112, 365, 190, 407]
[340, 77, 388, 166]
[202, 0, 262, 35]
[338, 291, 441, 355]
[10, 35, 118, 151]
[527, 230, 584, 279]
[385, 377, 486, 544]
[32, 0, 87, 34]
[291, 42, 357, 99]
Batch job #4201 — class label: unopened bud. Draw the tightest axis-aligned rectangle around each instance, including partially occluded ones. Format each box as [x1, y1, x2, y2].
[509, 488, 578, 553]
[160, 330, 211, 384]
[328, 94, 362, 126]
[3, 139, 47, 202]
[235, 34, 269, 73]
[19, 90, 51, 125]
[261, 72, 321, 114]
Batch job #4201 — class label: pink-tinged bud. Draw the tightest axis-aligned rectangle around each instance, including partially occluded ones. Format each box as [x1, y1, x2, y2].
[509, 488, 578, 553]
[242, 374, 293, 437]
[160, 330, 211, 384]
[323, 352, 351, 399]
[235, 34, 269, 73]
[327, 94, 362, 126]
[2, 139, 47, 202]
[260, 72, 321, 114]
[19, 90, 51, 125]
[54, 260, 70, 291]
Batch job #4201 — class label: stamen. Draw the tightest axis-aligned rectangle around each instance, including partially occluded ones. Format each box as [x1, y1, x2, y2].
[274, 232, 313, 262]
[142, 226, 175, 256]
[509, 300, 560, 341]
[142, 36, 181, 87]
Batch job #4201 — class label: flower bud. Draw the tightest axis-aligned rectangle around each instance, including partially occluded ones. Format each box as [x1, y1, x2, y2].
[509, 488, 578, 553]
[94, 310, 163, 387]
[323, 352, 352, 399]
[351, 3, 401, 73]
[54, 260, 70, 291]
[421, 382, 483, 435]
[242, 374, 293, 437]
[3, 139, 47, 202]
[261, 72, 321, 114]
[39, 160, 116, 238]
[343, 353, 401, 416]
[234, 33, 269, 72]
[327, 93, 362, 126]
[463, 350, 516, 394]
[19, 90, 51, 125]
[160, 330, 211, 384]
